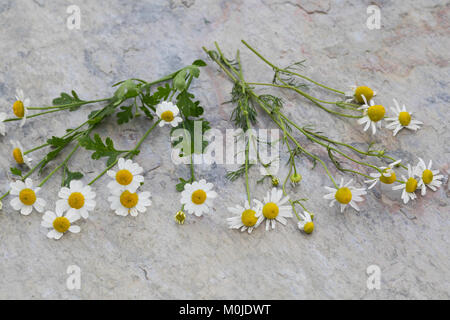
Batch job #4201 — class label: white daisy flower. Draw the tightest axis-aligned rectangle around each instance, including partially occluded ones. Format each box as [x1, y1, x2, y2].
[12, 88, 30, 127]
[345, 85, 377, 104]
[254, 188, 292, 231]
[107, 158, 144, 193]
[323, 179, 366, 212]
[9, 178, 46, 215]
[156, 101, 183, 127]
[357, 95, 385, 135]
[259, 154, 280, 176]
[385, 99, 423, 136]
[297, 211, 314, 234]
[227, 200, 263, 233]
[0, 112, 7, 136]
[365, 159, 401, 189]
[414, 158, 444, 196]
[392, 164, 419, 204]
[10, 140, 32, 168]
[56, 180, 96, 219]
[41, 206, 81, 240]
[108, 188, 152, 217]
[180, 179, 217, 216]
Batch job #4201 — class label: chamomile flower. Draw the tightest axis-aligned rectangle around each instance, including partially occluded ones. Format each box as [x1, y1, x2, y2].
[10, 140, 32, 168]
[108, 188, 152, 217]
[365, 159, 401, 189]
[156, 101, 183, 127]
[385, 99, 422, 136]
[345, 85, 377, 104]
[41, 206, 81, 240]
[0, 112, 7, 136]
[297, 211, 314, 234]
[414, 158, 444, 196]
[12, 88, 30, 127]
[254, 188, 292, 231]
[180, 179, 217, 216]
[227, 200, 263, 233]
[107, 158, 144, 193]
[56, 180, 96, 219]
[392, 164, 418, 204]
[357, 95, 385, 135]
[10, 178, 46, 215]
[323, 179, 366, 212]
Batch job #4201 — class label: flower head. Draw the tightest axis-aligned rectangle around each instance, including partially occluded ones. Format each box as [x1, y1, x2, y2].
[107, 158, 144, 193]
[10, 178, 46, 215]
[357, 95, 385, 135]
[180, 179, 217, 216]
[10, 140, 32, 168]
[385, 99, 422, 136]
[175, 211, 186, 224]
[365, 159, 401, 189]
[41, 205, 81, 240]
[56, 180, 96, 219]
[227, 200, 263, 233]
[414, 158, 443, 196]
[346, 85, 376, 104]
[156, 101, 183, 127]
[0, 112, 7, 136]
[392, 164, 419, 204]
[297, 211, 314, 234]
[12, 88, 30, 127]
[290, 173, 302, 185]
[254, 188, 292, 231]
[323, 179, 366, 212]
[108, 189, 152, 217]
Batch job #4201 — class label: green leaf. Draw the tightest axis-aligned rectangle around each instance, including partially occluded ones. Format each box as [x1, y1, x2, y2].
[176, 90, 204, 118]
[52, 90, 85, 111]
[116, 105, 134, 124]
[173, 70, 187, 91]
[10, 167, 22, 177]
[79, 134, 124, 166]
[192, 59, 207, 67]
[176, 178, 189, 192]
[61, 164, 84, 187]
[114, 80, 140, 100]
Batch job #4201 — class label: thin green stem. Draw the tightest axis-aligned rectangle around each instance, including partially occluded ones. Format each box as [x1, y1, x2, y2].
[27, 98, 110, 111]
[38, 143, 80, 187]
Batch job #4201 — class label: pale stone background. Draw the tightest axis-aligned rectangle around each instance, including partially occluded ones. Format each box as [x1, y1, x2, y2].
[0, 0, 449, 299]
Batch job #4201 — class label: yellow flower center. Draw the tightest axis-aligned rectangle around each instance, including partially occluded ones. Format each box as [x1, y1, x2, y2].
[13, 148, 24, 164]
[68, 192, 85, 209]
[241, 209, 258, 227]
[303, 222, 314, 234]
[161, 110, 174, 122]
[405, 177, 418, 193]
[367, 105, 385, 122]
[191, 189, 207, 205]
[116, 169, 133, 186]
[19, 188, 36, 206]
[120, 190, 139, 209]
[53, 217, 71, 233]
[354, 86, 374, 103]
[379, 169, 396, 184]
[422, 169, 433, 185]
[398, 111, 411, 126]
[262, 202, 279, 219]
[13, 100, 25, 118]
[335, 187, 352, 204]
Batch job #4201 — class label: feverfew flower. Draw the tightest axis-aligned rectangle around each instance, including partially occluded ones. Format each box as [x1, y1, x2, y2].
[41, 206, 81, 240]
[297, 211, 314, 234]
[227, 200, 263, 234]
[0, 112, 6, 136]
[357, 95, 385, 135]
[12, 88, 30, 127]
[156, 101, 183, 127]
[345, 85, 376, 104]
[385, 99, 422, 136]
[107, 158, 144, 193]
[108, 189, 152, 217]
[414, 158, 443, 196]
[323, 179, 366, 212]
[392, 164, 418, 204]
[255, 188, 292, 231]
[365, 159, 401, 189]
[10, 140, 32, 168]
[180, 179, 217, 216]
[10, 178, 46, 215]
[56, 180, 96, 219]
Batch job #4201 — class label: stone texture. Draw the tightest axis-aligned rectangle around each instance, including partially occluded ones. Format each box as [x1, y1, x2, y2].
[0, 0, 449, 299]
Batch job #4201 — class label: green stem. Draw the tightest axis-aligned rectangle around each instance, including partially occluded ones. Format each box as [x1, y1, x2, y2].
[38, 143, 80, 187]
[27, 98, 110, 111]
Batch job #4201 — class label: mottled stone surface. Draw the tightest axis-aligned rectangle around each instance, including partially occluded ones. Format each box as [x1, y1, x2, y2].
[0, 0, 449, 299]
